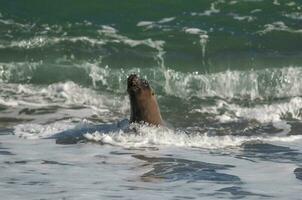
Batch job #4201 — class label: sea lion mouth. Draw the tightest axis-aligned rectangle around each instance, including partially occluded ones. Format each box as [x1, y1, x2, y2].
[127, 74, 149, 93]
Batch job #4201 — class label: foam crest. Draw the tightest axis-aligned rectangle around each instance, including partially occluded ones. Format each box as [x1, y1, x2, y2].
[284, 12, 302, 20]
[84, 123, 302, 149]
[13, 120, 302, 149]
[258, 21, 302, 35]
[273, 0, 280, 5]
[0, 82, 127, 115]
[0, 97, 19, 107]
[1, 23, 165, 52]
[98, 26, 165, 50]
[2, 59, 302, 102]
[230, 13, 255, 22]
[163, 67, 302, 100]
[229, 97, 302, 123]
[1, 36, 105, 49]
[191, 1, 220, 16]
[137, 21, 154, 28]
[68, 65, 302, 102]
[0, 61, 40, 83]
[195, 97, 302, 124]
[136, 17, 175, 29]
[0, 18, 31, 29]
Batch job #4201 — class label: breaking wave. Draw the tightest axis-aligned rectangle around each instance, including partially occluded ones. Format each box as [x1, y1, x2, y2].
[13, 122, 302, 149]
[1, 61, 302, 101]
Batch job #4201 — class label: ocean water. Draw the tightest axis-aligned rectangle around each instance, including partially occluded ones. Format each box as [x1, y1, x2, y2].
[1, 0, 302, 199]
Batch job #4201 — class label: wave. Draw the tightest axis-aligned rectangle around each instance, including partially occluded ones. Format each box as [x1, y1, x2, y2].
[194, 97, 302, 124]
[2, 82, 302, 127]
[0, 32, 164, 52]
[84, 128, 302, 149]
[1, 61, 302, 100]
[137, 17, 176, 30]
[2, 78, 302, 128]
[14, 121, 302, 149]
[0, 82, 129, 117]
[284, 12, 302, 20]
[0, 36, 106, 49]
[162, 66, 302, 100]
[191, 2, 220, 17]
[257, 21, 302, 35]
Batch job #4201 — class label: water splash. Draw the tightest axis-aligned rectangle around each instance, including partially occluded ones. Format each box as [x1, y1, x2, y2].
[2, 61, 302, 101]
[194, 97, 302, 124]
[84, 123, 302, 149]
[184, 28, 209, 62]
[162, 67, 302, 100]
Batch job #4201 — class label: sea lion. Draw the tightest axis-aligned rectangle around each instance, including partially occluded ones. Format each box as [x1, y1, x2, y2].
[127, 74, 164, 126]
[47, 74, 163, 144]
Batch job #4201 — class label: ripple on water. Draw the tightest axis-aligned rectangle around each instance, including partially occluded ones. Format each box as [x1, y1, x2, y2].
[294, 168, 302, 181]
[132, 155, 240, 183]
[217, 186, 272, 198]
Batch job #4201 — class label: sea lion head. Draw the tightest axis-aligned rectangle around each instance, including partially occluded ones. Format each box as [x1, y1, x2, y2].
[127, 74, 163, 125]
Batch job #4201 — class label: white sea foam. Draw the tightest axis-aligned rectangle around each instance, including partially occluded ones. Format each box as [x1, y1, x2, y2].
[229, 97, 302, 123]
[184, 28, 207, 35]
[157, 17, 176, 24]
[0, 81, 128, 116]
[2, 24, 166, 51]
[286, 1, 296, 6]
[0, 36, 105, 49]
[0, 97, 19, 107]
[2, 60, 302, 102]
[84, 123, 302, 149]
[0, 18, 30, 28]
[136, 17, 175, 29]
[100, 25, 117, 34]
[13, 120, 302, 149]
[250, 9, 262, 13]
[163, 66, 302, 100]
[137, 21, 154, 27]
[258, 21, 302, 35]
[82, 65, 302, 101]
[98, 26, 165, 51]
[284, 12, 302, 20]
[0, 61, 40, 83]
[230, 13, 255, 22]
[194, 96, 302, 124]
[273, 0, 280, 5]
[193, 2, 220, 16]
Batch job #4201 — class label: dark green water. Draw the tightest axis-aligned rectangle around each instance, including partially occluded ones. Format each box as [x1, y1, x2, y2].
[1, 0, 302, 74]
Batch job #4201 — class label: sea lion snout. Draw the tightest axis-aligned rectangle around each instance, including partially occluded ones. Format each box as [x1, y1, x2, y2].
[127, 74, 139, 87]
[127, 74, 140, 93]
[127, 74, 150, 93]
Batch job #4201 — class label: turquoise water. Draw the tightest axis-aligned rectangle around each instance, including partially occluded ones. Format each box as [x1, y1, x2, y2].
[0, 0, 302, 199]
